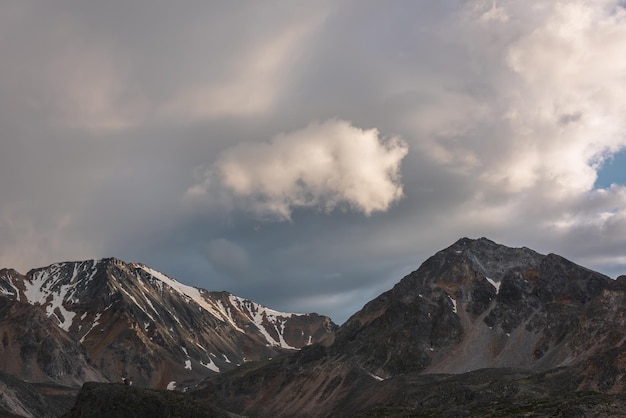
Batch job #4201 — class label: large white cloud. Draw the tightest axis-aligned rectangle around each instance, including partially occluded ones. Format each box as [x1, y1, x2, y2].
[416, 0, 626, 197]
[401, 2, 625, 200]
[494, 0, 626, 194]
[188, 119, 408, 220]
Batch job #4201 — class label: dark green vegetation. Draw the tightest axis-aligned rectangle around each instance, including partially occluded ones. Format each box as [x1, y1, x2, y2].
[66, 365, 626, 417]
[353, 367, 626, 417]
[61, 383, 231, 418]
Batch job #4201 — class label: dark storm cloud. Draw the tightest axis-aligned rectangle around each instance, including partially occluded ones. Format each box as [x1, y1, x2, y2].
[2, 0, 626, 323]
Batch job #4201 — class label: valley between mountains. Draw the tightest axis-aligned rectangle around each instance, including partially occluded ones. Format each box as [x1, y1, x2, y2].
[3, 237, 626, 417]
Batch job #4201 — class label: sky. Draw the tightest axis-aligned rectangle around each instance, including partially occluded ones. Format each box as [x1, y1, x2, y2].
[2, 0, 626, 324]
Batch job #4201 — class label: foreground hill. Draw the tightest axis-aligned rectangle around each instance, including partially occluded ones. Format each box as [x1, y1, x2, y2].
[191, 237, 626, 416]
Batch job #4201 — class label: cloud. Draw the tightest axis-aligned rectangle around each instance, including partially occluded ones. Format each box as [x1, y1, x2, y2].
[0, 205, 97, 273]
[487, 1, 626, 194]
[158, 8, 328, 121]
[0, 7, 147, 135]
[483, 0, 626, 276]
[495, 0, 626, 192]
[364, 0, 626, 286]
[406, 1, 626, 197]
[404, 0, 626, 217]
[189, 119, 409, 220]
[205, 238, 250, 279]
[50, 44, 147, 134]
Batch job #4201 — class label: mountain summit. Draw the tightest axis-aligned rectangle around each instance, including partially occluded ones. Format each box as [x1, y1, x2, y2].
[332, 237, 615, 376]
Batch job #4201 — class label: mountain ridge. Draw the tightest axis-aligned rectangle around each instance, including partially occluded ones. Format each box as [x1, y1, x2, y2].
[0, 256, 336, 417]
[3, 237, 626, 417]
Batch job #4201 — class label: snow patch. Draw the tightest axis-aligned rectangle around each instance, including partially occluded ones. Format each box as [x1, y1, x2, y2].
[200, 357, 220, 373]
[448, 295, 457, 313]
[80, 312, 102, 343]
[369, 373, 384, 381]
[227, 294, 298, 349]
[166, 381, 176, 391]
[138, 265, 238, 327]
[184, 359, 192, 370]
[138, 264, 302, 349]
[486, 277, 501, 294]
[0, 286, 15, 296]
[23, 267, 79, 331]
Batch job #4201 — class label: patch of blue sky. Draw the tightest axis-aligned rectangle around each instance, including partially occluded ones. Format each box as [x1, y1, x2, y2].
[595, 148, 626, 189]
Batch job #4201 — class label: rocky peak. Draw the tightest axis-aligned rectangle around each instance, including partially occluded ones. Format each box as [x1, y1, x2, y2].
[332, 237, 622, 378]
[425, 237, 544, 283]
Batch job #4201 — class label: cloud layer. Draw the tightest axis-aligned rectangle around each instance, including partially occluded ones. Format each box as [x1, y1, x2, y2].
[2, 1, 626, 323]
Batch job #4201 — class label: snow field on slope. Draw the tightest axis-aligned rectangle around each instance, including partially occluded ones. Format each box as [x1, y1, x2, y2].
[138, 265, 237, 326]
[140, 265, 302, 349]
[227, 294, 298, 349]
[23, 263, 93, 331]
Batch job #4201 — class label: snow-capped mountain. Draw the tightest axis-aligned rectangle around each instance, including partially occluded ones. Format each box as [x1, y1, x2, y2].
[0, 258, 336, 390]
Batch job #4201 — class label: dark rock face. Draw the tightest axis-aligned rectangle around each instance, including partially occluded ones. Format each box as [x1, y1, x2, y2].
[0, 371, 78, 418]
[331, 285, 462, 376]
[0, 296, 104, 386]
[330, 237, 620, 377]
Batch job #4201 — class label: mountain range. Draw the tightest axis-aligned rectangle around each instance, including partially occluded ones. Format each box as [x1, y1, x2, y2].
[3, 237, 626, 417]
[0, 257, 335, 417]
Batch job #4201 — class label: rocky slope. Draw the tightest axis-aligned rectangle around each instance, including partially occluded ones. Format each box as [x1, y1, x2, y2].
[0, 296, 105, 387]
[192, 237, 626, 416]
[0, 371, 78, 418]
